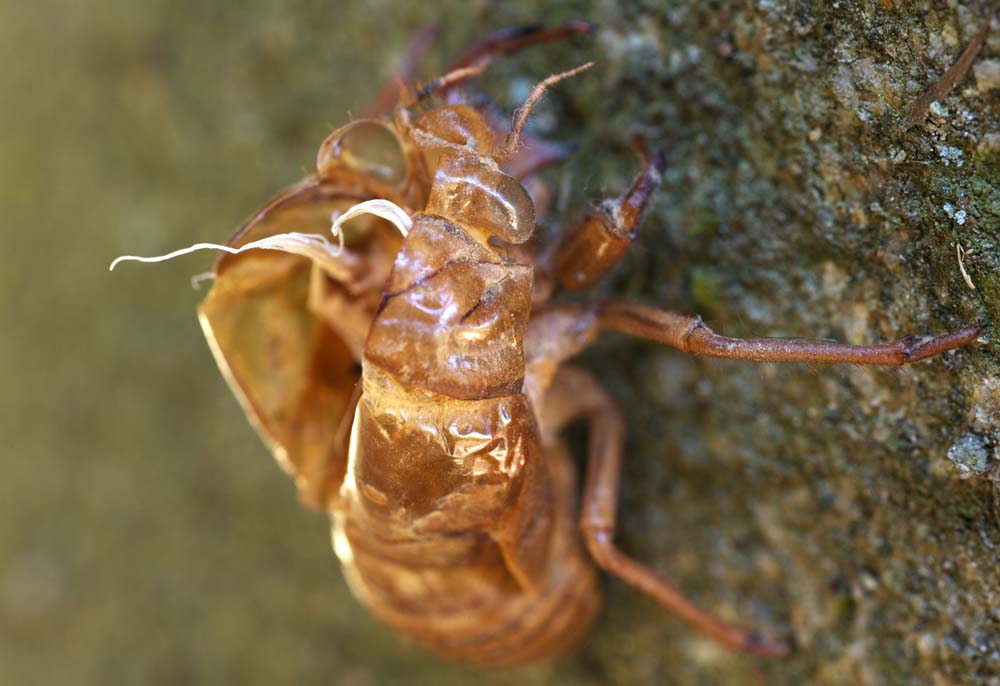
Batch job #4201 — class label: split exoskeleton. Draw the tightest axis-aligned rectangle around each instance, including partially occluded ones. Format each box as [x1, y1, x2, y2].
[118, 25, 981, 666]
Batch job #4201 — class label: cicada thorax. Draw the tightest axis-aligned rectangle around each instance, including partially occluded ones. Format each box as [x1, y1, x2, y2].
[362, 104, 537, 392]
[349, 105, 542, 519]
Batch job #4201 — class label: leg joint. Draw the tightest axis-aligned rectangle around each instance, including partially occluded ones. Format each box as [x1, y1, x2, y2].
[580, 524, 619, 569]
[680, 316, 707, 354]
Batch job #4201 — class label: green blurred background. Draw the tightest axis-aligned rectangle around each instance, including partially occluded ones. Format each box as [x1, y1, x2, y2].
[4, 1, 998, 685]
[0, 2, 620, 684]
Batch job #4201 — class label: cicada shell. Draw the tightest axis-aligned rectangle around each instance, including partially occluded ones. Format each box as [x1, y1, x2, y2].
[114, 22, 980, 667]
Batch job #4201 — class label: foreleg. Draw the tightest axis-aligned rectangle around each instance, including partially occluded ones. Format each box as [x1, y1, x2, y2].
[543, 138, 667, 293]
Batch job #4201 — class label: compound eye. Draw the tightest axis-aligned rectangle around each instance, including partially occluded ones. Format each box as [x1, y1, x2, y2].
[316, 120, 407, 186]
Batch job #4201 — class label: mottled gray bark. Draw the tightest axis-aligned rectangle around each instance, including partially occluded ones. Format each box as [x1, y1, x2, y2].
[542, 3, 999, 684]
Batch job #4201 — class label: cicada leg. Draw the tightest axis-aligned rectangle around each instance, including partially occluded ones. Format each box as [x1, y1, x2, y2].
[541, 366, 791, 657]
[448, 22, 593, 70]
[368, 22, 594, 115]
[595, 301, 982, 365]
[538, 137, 667, 296]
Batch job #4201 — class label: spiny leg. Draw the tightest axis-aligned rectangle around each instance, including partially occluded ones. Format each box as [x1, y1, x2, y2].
[543, 366, 790, 657]
[539, 137, 668, 296]
[596, 300, 982, 365]
[404, 22, 594, 108]
[366, 22, 595, 116]
[448, 22, 593, 70]
[406, 60, 493, 107]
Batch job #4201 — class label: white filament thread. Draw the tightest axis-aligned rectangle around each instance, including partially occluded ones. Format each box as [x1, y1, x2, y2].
[109, 198, 413, 271]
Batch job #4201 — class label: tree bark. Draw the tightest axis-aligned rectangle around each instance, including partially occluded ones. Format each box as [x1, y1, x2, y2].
[518, 2, 999, 684]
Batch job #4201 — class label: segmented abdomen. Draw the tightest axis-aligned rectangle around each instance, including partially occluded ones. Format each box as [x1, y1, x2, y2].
[333, 212, 599, 664]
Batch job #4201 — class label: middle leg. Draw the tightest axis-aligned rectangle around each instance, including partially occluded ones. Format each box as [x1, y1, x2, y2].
[596, 300, 981, 365]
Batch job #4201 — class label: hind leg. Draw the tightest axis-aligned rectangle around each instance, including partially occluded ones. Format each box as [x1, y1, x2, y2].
[540, 366, 791, 657]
